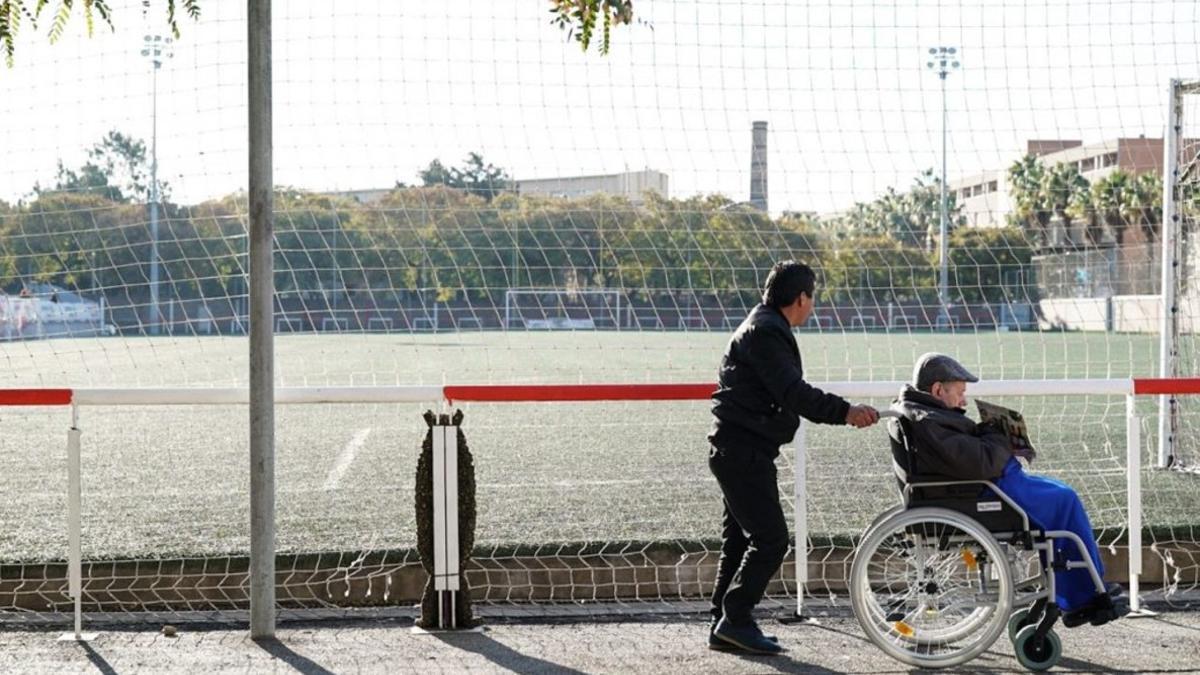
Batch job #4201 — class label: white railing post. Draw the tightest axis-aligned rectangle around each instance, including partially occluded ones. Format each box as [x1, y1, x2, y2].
[59, 404, 94, 642]
[793, 421, 807, 619]
[1126, 394, 1145, 613]
[432, 421, 460, 628]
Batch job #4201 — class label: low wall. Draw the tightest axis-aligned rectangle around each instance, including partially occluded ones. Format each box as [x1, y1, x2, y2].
[2, 541, 1194, 615]
[1039, 295, 1166, 332]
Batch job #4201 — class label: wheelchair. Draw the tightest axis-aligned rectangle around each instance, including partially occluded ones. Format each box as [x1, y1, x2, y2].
[848, 415, 1109, 671]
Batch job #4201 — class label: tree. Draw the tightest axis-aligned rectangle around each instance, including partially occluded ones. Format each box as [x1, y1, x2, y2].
[5, 1, 635, 66]
[41, 130, 158, 203]
[1007, 155, 1049, 246]
[1129, 172, 1162, 243]
[550, 0, 635, 54]
[822, 235, 935, 305]
[1038, 161, 1088, 247]
[824, 169, 962, 249]
[948, 226, 1033, 303]
[418, 153, 513, 202]
[1089, 170, 1132, 245]
[0, 0, 200, 66]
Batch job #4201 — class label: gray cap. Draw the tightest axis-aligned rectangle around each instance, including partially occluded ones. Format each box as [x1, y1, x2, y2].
[913, 352, 979, 392]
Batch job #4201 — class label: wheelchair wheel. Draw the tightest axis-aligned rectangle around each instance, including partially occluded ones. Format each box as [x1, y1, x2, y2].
[850, 507, 1013, 669]
[1013, 624, 1062, 671]
[1008, 607, 1034, 642]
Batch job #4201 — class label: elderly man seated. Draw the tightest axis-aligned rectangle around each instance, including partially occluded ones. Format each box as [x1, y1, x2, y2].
[888, 352, 1128, 628]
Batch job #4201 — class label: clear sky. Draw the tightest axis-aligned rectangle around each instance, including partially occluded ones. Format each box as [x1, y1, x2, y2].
[1, 0, 1198, 214]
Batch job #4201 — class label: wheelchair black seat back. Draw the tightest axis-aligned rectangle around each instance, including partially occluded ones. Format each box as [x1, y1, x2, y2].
[889, 415, 1030, 536]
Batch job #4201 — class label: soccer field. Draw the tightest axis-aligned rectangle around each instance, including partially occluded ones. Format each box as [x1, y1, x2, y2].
[0, 330, 1195, 565]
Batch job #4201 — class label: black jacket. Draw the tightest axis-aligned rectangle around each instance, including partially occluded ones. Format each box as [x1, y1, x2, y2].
[888, 385, 1012, 481]
[708, 304, 850, 458]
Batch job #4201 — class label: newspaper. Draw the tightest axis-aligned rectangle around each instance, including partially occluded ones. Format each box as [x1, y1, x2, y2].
[975, 399, 1037, 463]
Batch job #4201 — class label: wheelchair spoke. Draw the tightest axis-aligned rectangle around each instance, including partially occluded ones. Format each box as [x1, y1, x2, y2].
[851, 507, 1014, 669]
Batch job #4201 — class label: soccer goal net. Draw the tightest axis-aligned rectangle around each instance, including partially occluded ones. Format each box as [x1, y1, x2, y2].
[0, 2, 1198, 627]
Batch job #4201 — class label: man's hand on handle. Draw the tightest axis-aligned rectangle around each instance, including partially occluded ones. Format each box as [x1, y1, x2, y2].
[845, 404, 880, 428]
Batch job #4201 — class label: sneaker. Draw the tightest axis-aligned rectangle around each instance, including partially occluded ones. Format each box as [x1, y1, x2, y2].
[712, 617, 786, 655]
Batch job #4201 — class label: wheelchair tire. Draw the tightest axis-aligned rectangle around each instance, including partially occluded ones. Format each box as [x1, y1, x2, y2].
[1008, 607, 1034, 642]
[1013, 624, 1062, 671]
[850, 506, 1013, 669]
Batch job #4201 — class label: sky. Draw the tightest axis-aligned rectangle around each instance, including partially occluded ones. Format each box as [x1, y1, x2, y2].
[1, 0, 1198, 215]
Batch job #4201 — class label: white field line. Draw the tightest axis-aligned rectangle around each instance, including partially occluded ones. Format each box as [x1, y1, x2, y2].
[324, 428, 373, 490]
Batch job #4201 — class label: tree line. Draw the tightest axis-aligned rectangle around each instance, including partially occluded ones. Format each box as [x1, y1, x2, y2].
[1, 137, 1182, 312]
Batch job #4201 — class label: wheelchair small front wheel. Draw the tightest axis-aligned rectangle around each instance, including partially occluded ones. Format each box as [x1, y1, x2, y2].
[1008, 607, 1034, 642]
[1013, 624, 1062, 671]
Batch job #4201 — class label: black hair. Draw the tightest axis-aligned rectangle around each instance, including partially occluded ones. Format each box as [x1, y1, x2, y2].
[762, 260, 816, 309]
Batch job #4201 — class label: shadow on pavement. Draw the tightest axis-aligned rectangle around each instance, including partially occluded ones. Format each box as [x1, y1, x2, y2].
[253, 637, 337, 675]
[78, 642, 118, 675]
[432, 631, 589, 674]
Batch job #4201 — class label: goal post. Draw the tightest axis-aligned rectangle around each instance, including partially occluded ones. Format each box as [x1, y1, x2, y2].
[503, 288, 625, 330]
[1160, 78, 1200, 471]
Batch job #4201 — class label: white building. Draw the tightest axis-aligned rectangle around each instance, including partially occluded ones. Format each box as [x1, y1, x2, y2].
[951, 138, 1163, 229]
[515, 169, 668, 203]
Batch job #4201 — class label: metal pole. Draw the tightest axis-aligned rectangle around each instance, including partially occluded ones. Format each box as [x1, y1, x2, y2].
[927, 47, 958, 330]
[1158, 79, 1181, 469]
[248, 0, 276, 640]
[939, 72, 949, 328]
[149, 60, 160, 336]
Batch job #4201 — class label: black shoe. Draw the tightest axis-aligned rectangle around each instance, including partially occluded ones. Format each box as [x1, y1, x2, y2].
[709, 617, 777, 645]
[712, 617, 786, 655]
[1063, 592, 1129, 628]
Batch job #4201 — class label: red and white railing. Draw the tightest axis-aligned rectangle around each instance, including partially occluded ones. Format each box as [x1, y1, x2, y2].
[3, 377, 1196, 635]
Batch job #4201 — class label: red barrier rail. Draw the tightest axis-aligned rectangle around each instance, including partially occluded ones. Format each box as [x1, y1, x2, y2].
[0, 389, 73, 406]
[1132, 378, 1200, 395]
[444, 383, 714, 403]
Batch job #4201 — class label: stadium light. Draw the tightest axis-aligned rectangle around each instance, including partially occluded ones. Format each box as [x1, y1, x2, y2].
[926, 45, 959, 330]
[140, 34, 173, 335]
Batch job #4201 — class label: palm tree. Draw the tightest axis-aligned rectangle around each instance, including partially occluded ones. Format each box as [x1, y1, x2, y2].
[1039, 162, 1088, 248]
[1007, 155, 1048, 246]
[1130, 172, 1163, 243]
[1091, 170, 1132, 245]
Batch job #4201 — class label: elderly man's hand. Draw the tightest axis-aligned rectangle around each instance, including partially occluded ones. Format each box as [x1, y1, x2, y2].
[845, 404, 880, 428]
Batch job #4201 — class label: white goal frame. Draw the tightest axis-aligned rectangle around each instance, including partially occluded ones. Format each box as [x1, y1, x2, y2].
[275, 317, 303, 333]
[367, 317, 393, 332]
[850, 315, 877, 330]
[503, 288, 624, 330]
[1158, 78, 1200, 468]
[321, 317, 349, 332]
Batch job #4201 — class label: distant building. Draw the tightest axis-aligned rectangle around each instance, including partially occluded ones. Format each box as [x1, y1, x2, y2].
[326, 188, 393, 205]
[952, 137, 1164, 229]
[515, 169, 668, 203]
[750, 121, 769, 212]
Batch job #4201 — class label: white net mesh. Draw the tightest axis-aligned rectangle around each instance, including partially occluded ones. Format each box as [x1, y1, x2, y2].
[0, 1, 1198, 621]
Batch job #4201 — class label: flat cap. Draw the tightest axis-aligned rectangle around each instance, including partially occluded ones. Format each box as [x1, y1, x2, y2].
[913, 352, 979, 392]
